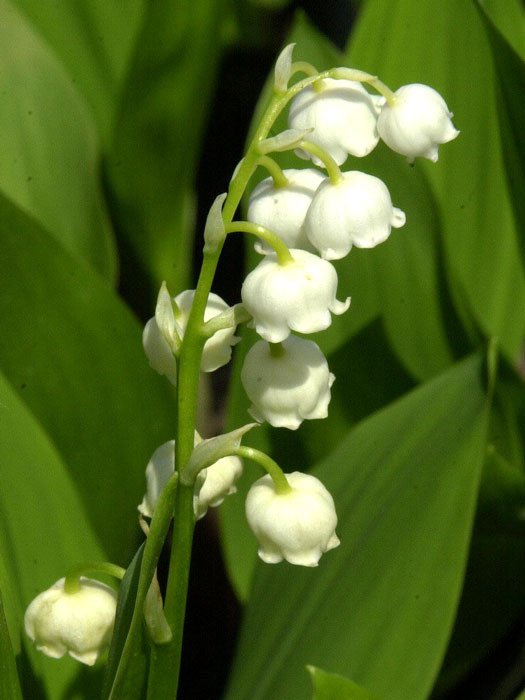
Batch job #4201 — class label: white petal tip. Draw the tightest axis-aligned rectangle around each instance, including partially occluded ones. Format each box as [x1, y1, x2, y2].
[392, 208, 406, 228]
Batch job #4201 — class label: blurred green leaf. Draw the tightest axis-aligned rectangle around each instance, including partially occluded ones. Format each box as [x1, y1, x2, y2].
[346, 0, 525, 366]
[102, 545, 148, 700]
[0, 587, 23, 700]
[0, 1, 116, 281]
[475, 0, 525, 269]
[106, 0, 227, 305]
[0, 369, 105, 700]
[16, 0, 144, 142]
[515, 689, 525, 700]
[0, 192, 174, 566]
[225, 354, 489, 700]
[308, 666, 381, 700]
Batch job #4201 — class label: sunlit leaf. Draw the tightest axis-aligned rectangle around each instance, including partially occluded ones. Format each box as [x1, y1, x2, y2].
[346, 0, 525, 365]
[0, 1, 116, 281]
[225, 355, 489, 700]
[0, 192, 174, 566]
[308, 666, 382, 700]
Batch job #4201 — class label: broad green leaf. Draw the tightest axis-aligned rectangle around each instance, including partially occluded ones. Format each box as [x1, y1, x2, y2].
[106, 0, 227, 303]
[475, 0, 525, 268]
[434, 447, 525, 694]
[364, 146, 456, 380]
[0, 1, 116, 281]
[515, 689, 525, 700]
[225, 355, 489, 700]
[0, 192, 174, 565]
[0, 369, 105, 700]
[308, 666, 381, 700]
[16, 0, 144, 142]
[346, 0, 525, 365]
[0, 587, 23, 700]
[102, 545, 148, 700]
[220, 320, 414, 601]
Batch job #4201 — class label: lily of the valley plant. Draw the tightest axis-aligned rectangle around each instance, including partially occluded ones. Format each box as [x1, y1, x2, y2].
[24, 44, 458, 698]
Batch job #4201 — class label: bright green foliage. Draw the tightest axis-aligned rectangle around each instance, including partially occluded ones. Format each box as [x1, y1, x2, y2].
[308, 666, 381, 700]
[0, 589, 23, 700]
[225, 355, 489, 700]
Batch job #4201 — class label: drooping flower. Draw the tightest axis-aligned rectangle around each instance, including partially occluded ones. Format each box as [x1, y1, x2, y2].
[241, 249, 350, 343]
[24, 578, 117, 665]
[241, 336, 334, 430]
[288, 79, 384, 165]
[245, 471, 340, 566]
[247, 168, 325, 254]
[377, 84, 459, 163]
[138, 439, 243, 521]
[143, 286, 240, 382]
[304, 171, 406, 260]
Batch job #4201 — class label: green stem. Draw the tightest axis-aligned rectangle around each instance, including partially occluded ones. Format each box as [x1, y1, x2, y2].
[297, 140, 343, 184]
[225, 221, 294, 265]
[256, 155, 290, 188]
[144, 68, 356, 698]
[234, 446, 291, 494]
[202, 303, 251, 338]
[269, 341, 286, 358]
[64, 562, 125, 594]
[331, 66, 397, 105]
[290, 60, 319, 79]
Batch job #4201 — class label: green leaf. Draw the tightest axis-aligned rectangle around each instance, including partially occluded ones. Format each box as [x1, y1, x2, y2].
[475, 0, 525, 268]
[16, 0, 144, 142]
[102, 545, 148, 700]
[106, 0, 227, 302]
[308, 666, 382, 700]
[0, 587, 23, 700]
[0, 192, 174, 567]
[224, 355, 489, 700]
[346, 0, 525, 365]
[0, 369, 105, 700]
[0, 1, 116, 281]
[515, 689, 525, 700]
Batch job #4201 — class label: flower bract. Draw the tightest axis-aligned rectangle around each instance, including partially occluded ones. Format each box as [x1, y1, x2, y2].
[304, 170, 406, 259]
[241, 249, 350, 342]
[24, 578, 117, 665]
[245, 471, 340, 566]
[377, 83, 459, 163]
[241, 336, 334, 429]
[288, 78, 383, 165]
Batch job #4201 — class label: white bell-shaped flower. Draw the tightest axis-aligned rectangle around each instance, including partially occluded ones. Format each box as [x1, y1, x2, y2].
[245, 471, 340, 566]
[288, 79, 383, 165]
[304, 171, 406, 260]
[143, 287, 240, 380]
[241, 249, 350, 343]
[138, 439, 242, 520]
[377, 84, 459, 163]
[175, 290, 240, 372]
[24, 577, 117, 665]
[241, 336, 334, 430]
[247, 169, 326, 254]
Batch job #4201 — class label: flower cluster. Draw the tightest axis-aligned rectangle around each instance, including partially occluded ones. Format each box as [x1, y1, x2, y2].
[25, 44, 458, 670]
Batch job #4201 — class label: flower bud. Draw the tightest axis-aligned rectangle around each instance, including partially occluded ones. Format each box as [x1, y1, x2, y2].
[241, 249, 350, 343]
[138, 439, 242, 520]
[245, 471, 340, 566]
[288, 79, 383, 165]
[24, 578, 117, 665]
[377, 84, 459, 163]
[241, 336, 334, 429]
[304, 171, 406, 260]
[247, 169, 325, 254]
